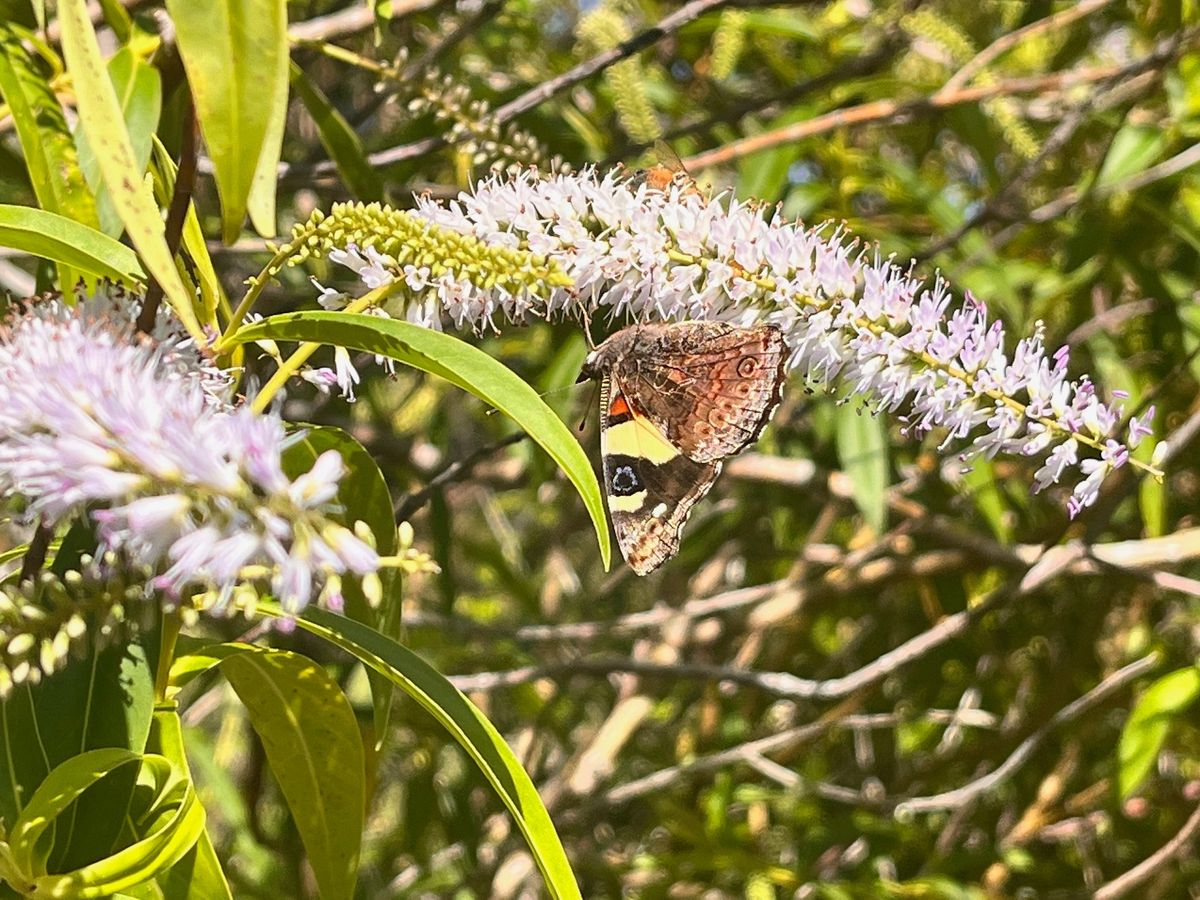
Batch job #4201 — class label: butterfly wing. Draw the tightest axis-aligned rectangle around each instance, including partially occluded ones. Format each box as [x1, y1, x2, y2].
[618, 322, 788, 464]
[600, 374, 720, 575]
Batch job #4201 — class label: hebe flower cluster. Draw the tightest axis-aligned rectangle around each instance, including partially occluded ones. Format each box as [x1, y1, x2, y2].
[0, 288, 380, 625]
[349, 167, 1158, 517]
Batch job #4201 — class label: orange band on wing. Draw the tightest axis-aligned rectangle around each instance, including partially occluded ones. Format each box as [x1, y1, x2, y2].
[608, 394, 631, 418]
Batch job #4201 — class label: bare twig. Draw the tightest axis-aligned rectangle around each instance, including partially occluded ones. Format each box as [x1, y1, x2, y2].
[918, 29, 1194, 261]
[394, 432, 526, 522]
[968, 140, 1200, 265]
[403, 0, 508, 81]
[594, 708, 998, 809]
[286, 0, 439, 42]
[894, 654, 1158, 814]
[413, 526, 1200, 646]
[682, 66, 1122, 171]
[304, 0, 800, 174]
[1094, 800, 1200, 900]
[651, 23, 905, 151]
[137, 95, 197, 335]
[935, 0, 1115, 97]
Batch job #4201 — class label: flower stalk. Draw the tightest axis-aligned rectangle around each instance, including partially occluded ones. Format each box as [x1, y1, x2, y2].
[298, 167, 1161, 517]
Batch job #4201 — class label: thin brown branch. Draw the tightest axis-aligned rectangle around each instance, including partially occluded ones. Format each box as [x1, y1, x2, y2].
[917, 29, 1194, 261]
[935, 0, 1115, 97]
[682, 66, 1122, 171]
[403, 0, 508, 82]
[894, 654, 1159, 814]
[137, 94, 197, 335]
[1094, 800, 1200, 900]
[394, 432, 526, 522]
[307, 0, 803, 174]
[286, 0, 439, 42]
[645, 21, 906, 155]
[413, 526, 1200, 645]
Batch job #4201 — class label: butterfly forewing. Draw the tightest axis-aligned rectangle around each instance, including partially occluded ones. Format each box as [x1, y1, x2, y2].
[616, 322, 787, 464]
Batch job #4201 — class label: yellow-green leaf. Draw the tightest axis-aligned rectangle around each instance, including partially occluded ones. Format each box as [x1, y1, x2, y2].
[56, 0, 202, 338]
[288, 605, 582, 900]
[0, 204, 145, 283]
[75, 47, 162, 237]
[167, 0, 289, 242]
[232, 312, 611, 569]
[0, 22, 98, 289]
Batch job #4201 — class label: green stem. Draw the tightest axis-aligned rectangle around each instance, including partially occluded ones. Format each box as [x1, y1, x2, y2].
[155, 608, 182, 703]
[249, 281, 403, 414]
[216, 246, 294, 353]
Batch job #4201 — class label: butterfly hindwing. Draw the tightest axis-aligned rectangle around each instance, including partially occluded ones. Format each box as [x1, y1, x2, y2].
[600, 375, 719, 575]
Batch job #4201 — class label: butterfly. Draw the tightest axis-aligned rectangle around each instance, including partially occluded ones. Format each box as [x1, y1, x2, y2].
[628, 140, 704, 197]
[577, 321, 788, 575]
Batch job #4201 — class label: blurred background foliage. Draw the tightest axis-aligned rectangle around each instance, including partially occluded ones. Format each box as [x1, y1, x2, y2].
[2, 0, 1200, 897]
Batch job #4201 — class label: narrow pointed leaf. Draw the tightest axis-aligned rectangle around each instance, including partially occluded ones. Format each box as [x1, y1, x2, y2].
[281, 425, 399, 744]
[0, 615, 154, 829]
[245, 33, 289, 239]
[285, 605, 582, 900]
[6, 749, 203, 898]
[232, 312, 611, 569]
[167, 0, 288, 242]
[150, 707, 232, 900]
[290, 62, 381, 200]
[213, 644, 363, 900]
[0, 204, 145, 282]
[0, 22, 98, 288]
[75, 47, 162, 237]
[835, 404, 889, 534]
[56, 0, 201, 338]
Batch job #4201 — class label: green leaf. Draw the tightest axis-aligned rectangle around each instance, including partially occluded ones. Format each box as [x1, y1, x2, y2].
[835, 403, 889, 534]
[167, 0, 288, 242]
[57, 0, 201, 338]
[0, 204, 146, 283]
[1117, 665, 1200, 798]
[76, 47, 162, 237]
[232, 312, 611, 569]
[0, 22, 98, 289]
[149, 707, 232, 900]
[183, 644, 365, 900]
[290, 62, 381, 201]
[0, 628, 154, 829]
[95, 0, 132, 42]
[1096, 122, 1167, 189]
[285, 605, 582, 900]
[281, 425, 399, 744]
[245, 21, 289, 240]
[282, 425, 397, 559]
[960, 458, 1012, 543]
[737, 107, 803, 201]
[179, 725, 275, 882]
[2, 749, 204, 898]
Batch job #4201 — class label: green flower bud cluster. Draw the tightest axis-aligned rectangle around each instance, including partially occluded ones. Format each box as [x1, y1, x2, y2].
[272, 202, 571, 299]
[0, 555, 144, 697]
